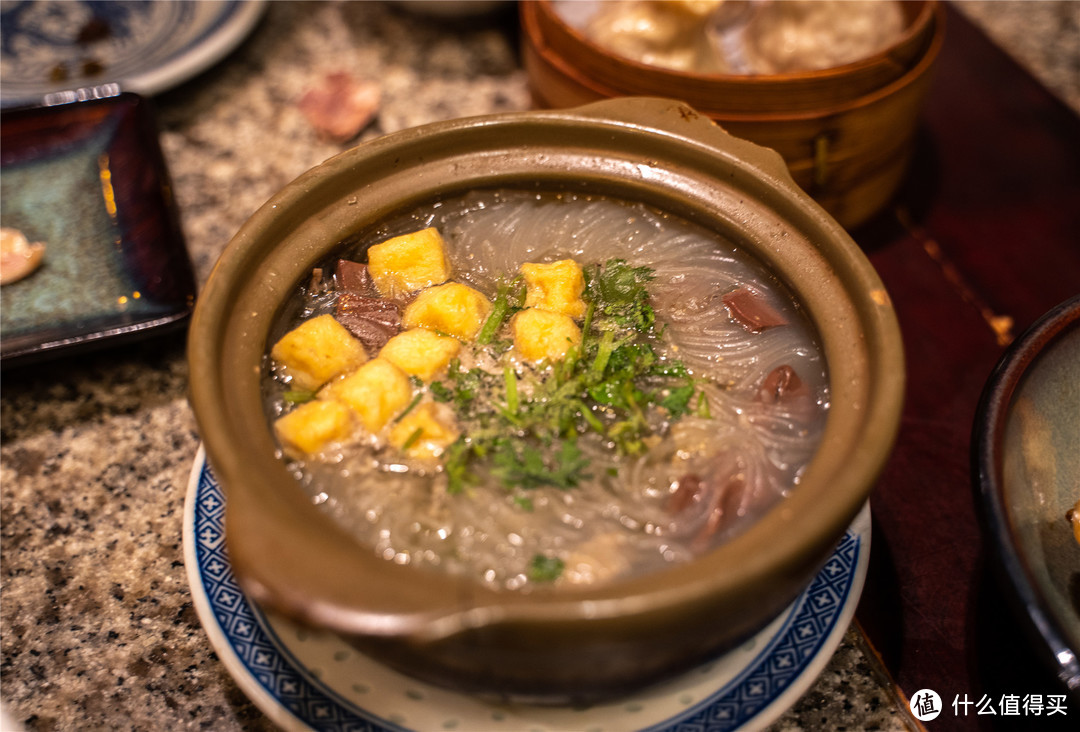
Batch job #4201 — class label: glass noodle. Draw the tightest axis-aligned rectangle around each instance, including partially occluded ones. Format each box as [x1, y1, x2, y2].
[264, 190, 829, 591]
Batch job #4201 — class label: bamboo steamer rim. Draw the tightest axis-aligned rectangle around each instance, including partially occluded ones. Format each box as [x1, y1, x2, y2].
[526, 0, 940, 109]
[524, 0, 945, 123]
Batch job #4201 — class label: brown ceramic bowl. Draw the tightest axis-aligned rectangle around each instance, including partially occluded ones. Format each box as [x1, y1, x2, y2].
[187, 97, 904, 702]
[521, 0, 945, 229]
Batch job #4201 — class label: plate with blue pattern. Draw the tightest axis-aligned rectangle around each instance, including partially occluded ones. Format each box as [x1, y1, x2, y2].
[0, 0, 266, 108]
[184, 447, 870, 732]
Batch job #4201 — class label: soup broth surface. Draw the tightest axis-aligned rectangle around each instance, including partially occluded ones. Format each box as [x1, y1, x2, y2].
[264, 190, 829, 591]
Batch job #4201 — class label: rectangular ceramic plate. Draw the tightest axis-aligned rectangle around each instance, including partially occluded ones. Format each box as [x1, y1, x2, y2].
[0, 92, 195, 366]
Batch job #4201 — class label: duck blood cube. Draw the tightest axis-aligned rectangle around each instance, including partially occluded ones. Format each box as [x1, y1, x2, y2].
[334, 259, 375, 295]
[335, 293, 401, 351]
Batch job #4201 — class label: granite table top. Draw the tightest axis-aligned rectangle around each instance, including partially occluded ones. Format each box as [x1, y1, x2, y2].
[2, 2, 1077, 731]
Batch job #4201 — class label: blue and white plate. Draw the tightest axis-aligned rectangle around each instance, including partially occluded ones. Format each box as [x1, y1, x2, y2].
[184, 447, 870, 732]
[0, 0, 266, 108]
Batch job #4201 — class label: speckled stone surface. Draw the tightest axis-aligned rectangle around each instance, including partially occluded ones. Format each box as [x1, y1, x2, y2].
[2, 2, 1076, 731]
[954, 0, 1080, 116]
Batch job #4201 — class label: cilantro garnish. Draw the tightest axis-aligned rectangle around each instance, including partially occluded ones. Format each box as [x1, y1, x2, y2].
[490, 438, 590, 491]
[429, 258, 706, 497]
[443, 438, 475, 495]
[283, 389, 316, 404]
[660, 384, 696, 419]
[440, 360, 499, 416]
[400, 427, 424, 451]
[393, 391, 425, 423]
[587, 259, 656, 331]
[429, 380, 454, 403]
[477, 277, 524, 345]
[528, 554, 565, 582]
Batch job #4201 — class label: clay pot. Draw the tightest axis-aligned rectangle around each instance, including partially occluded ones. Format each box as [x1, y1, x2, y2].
[187, 97, 904, 702]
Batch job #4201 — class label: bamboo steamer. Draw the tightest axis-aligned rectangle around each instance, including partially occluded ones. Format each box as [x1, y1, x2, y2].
[522, 0, 945, 229]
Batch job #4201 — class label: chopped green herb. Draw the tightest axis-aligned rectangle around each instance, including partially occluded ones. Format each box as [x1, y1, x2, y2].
[554, 439, 591, 486]
[476, 278, 523, 345]
[489, 337, 514, 354]
[587, 380, 623, 408]
[650, 360, 691, 379]
[528, 554, 565, 582]
[443, 438, 474, 495]
[429, 381, 454, 403]
[660, 384, 696, 419]
[491, 438, 590, 491]
[594, 259, 653, 304]
[606, 341, 656, 376]
[588, 259, 656, 331]
[572, 399, 606, 434]
[491, 440, 545, 489]
[393, 391, 425, 423]
[589, 330, 616, 381]
[400, 426, 424, 451]
[441, 362, 498, 415]
[580, 299, 596, 345]
[696, 390, 713, 418]
[503, 364, 519, 415]
[283, 389, 316, 404]
[426, 257, 705, 494]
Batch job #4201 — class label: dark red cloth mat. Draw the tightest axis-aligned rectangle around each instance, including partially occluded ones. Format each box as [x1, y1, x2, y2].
[851, 3, 1080, 730]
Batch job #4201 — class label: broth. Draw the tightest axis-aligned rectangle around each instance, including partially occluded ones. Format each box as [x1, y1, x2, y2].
[263, 190, 829, 591]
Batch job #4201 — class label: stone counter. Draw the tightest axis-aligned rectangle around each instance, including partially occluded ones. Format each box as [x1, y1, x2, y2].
[2, 2, 1076, 730]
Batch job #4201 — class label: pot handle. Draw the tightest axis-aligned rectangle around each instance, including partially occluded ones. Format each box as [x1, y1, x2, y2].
[218, 448, 510, 642]
[564, 96, 798, 188]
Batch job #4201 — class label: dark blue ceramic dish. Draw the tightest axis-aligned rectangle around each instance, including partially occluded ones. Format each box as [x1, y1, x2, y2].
[0, 92, 195, 366]
[973, 294, 1080, 698]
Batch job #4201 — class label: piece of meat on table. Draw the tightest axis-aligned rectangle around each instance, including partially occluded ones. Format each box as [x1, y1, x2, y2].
[298, 72, 381, 143]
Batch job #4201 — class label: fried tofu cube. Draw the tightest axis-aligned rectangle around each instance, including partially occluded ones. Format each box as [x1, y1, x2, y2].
[521, 259, 587, 319]
[270, 314, 368, 391]
[366, 227, 451, 297]
[402, 282, 492, 342]
[388, 402, 460, 459]
[378, 328, 462, 382]
[319, 358, 413, 432]
[274, 399, 355, 458]
[512, 307, 582, 363]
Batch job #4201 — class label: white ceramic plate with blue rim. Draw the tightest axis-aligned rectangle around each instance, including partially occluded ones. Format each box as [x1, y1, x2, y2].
[184, 446, 870, 732]
[0, 0, 266, 108]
